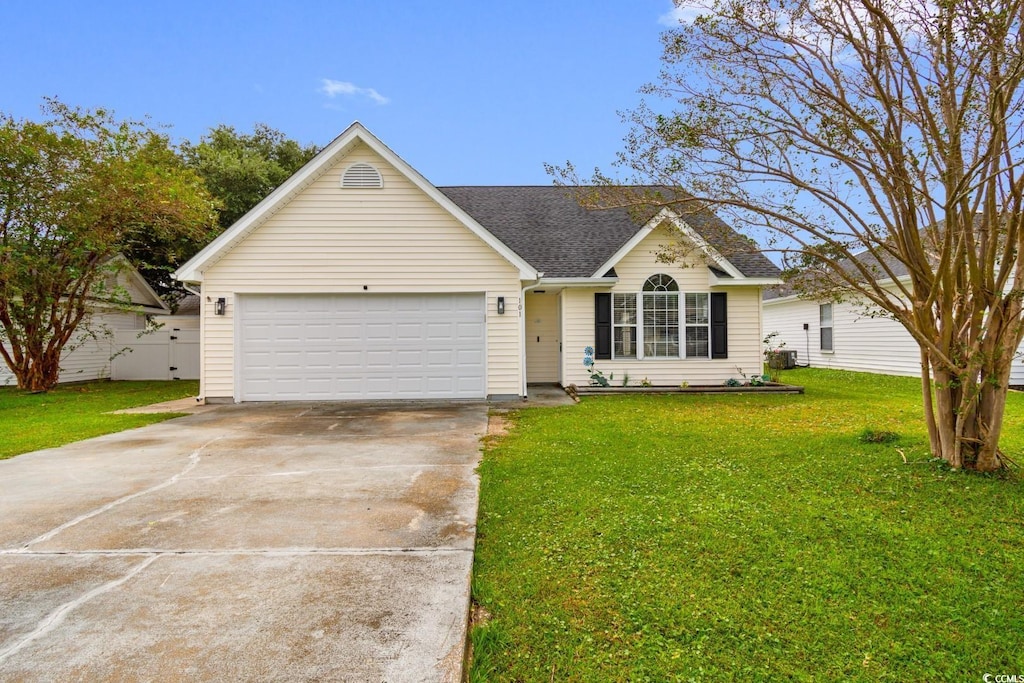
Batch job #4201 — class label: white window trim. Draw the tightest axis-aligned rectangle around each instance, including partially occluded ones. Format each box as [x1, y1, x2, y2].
[613, 293, 639, 359]
[610, 290, 712, 361]
[683, 292, 711, 360]
[820, 303, 835, 353]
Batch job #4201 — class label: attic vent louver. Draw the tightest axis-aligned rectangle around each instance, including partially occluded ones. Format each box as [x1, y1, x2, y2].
[341, 163, 383, 188]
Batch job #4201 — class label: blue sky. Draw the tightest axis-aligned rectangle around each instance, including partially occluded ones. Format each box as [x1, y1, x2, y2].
[4, 1, 683, 185]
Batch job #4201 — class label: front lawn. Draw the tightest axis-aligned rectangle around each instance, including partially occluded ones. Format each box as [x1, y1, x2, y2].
[471, 368, 1024, 680]
[0, 380, 199, 460]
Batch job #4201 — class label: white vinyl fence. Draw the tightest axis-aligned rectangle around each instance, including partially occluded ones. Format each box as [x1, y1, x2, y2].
[112, 329, 200, 381]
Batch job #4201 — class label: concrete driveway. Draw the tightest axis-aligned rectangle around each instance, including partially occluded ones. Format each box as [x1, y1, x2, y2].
[0, 401, 487, 682]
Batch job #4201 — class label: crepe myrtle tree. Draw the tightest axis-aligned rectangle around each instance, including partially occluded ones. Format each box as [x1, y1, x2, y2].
[0, 99, 216, 392]
[551, 0, 1024, 471]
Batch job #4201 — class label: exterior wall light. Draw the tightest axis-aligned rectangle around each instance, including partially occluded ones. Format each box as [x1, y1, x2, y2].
[215, 297, 227, 316]
[497, 296, 505, 315]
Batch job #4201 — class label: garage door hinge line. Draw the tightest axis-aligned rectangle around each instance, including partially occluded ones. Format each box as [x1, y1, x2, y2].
[17, 438, 223, 551]
[0, 555, 159, 665]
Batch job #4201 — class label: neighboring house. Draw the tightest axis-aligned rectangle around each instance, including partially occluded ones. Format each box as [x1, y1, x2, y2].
[0, 257, 169, 387]
[173, 123, 781, 402]
[153, 294, 201, 330]
[762, 266, 1024, 384]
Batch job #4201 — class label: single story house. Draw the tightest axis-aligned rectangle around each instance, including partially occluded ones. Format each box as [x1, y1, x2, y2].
[0, 257, 169, 387]
[762, 260, 1024, 384]
[173, 123, 781, 402]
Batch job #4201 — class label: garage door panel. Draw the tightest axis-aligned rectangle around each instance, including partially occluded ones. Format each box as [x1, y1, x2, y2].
[304, 324, 333, 342]
[365, 350, 396, 368]
[426, 349, 453, 365]
[425, 321, 454, 336]
[336, 377, 362, 393]
[335, 325, 362, 342]
[335, 350, 362, 365]
[395, 322, 424, 340]
[456, 328, 484, 345]
[456, 349, 484, 365]
[239, 294, 487, 400]
[427, 376, 455, 391]
[395, 350, 424, 367]
[456, 376, 484, 391]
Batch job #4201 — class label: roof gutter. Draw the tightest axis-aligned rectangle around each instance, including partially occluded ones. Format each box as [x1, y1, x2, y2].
[710, 275, 784, 287]
[538, 277, 619, 287]
[762, 273, 911, 304]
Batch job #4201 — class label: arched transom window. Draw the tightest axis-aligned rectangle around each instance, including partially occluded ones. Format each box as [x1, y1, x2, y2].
[641, 275, 679, 357]
[643, 273, 679, 292]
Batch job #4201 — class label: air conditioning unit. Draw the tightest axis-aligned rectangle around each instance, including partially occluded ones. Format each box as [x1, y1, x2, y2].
[780, 349, 798, 369]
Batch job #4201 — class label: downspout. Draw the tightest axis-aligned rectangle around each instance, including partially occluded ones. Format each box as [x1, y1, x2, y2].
[180, 281, 203, 401]
[520, 275, 544, 399]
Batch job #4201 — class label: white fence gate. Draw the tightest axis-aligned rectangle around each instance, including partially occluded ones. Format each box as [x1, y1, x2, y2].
[112, 329, 200, 381]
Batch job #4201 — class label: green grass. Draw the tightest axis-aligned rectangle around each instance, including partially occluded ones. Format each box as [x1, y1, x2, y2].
[0, 380, 199, 460]
[471, 368, 1024, 681]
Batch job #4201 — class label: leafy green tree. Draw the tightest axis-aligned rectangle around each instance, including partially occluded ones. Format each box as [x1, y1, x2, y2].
[181, 123, 319, 230]
[0, 100, 217, 391]
[123, 124, 318, 304]
[554, 0, 1024, 471]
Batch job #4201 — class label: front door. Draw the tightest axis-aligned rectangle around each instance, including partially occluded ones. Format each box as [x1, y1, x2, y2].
[525, 290, 560, 383]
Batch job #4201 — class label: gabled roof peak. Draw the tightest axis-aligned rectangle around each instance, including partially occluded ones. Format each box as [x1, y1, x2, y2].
[174, 123, 538, 283]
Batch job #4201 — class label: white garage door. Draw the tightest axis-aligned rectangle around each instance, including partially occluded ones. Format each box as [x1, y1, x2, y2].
[238, 294, 486, 400]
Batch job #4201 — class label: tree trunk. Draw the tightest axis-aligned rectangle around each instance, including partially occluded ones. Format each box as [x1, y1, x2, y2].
[920, 348, 940, 456]
[930, 367, 963, 468]
[927, 360, 1009, 472]
[12, 347, 62, 393]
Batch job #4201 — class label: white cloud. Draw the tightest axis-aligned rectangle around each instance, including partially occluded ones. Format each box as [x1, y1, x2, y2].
[658, 2, 705, 26]
[318, 79, 390, 105]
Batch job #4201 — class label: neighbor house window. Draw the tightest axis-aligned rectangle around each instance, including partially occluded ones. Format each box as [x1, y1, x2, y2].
[642, 274, 680, 357]
[685, 293, 710, 358]
[820, 303, 834, 351]
[613, 293, 637, 358]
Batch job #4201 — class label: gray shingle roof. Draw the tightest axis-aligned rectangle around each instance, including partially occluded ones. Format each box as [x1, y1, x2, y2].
[174, 294, 201, 315]
[763, 246, 914, 300]
[438, 186, 780, 279]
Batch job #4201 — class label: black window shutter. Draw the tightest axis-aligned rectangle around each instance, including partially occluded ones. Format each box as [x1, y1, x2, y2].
[711, 292, 728, 359]
[594, 293, 612, 360]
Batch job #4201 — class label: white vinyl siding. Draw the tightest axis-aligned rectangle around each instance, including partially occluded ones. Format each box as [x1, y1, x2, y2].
[559, 226, 765, 386]
[765, 296, 913, 375]
[765, 292, 1024, 384]
[199, 141, 522, 400]
[0, 310, 145, 387]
